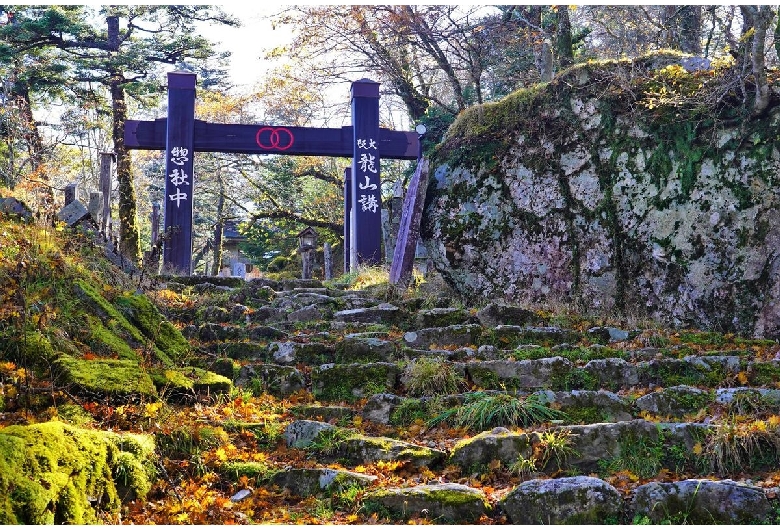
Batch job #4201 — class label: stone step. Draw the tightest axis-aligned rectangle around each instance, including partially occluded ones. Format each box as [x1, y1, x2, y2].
[362, 483, 490, 523]
[500, 476, 771, 524]
[283, 420, 445, 468]
[228, 347, 780, 402]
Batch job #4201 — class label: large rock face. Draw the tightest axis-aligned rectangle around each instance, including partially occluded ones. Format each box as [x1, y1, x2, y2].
[423, 52, 780, 337]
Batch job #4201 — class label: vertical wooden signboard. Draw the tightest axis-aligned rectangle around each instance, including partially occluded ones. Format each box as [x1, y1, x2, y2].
[350, 79, 381, 269]
[163, 71, 196, 274]
[343, 167, 352, 273]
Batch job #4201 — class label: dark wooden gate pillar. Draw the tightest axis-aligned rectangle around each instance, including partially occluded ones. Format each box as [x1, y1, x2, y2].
[350, 79, 381, 269]
[163, 71, 196, 274]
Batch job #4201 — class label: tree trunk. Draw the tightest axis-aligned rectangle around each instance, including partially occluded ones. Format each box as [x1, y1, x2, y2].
[741, 6, 775, 115]
[679, 6, 702, 55]
[555, 5, 574, 68]
[12, 81, 53, 207]
[106, 14, 140, 262]
[110, 75, 140, 262]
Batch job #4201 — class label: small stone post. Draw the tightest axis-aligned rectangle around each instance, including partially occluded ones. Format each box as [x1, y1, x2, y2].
[301, 249, 312, 280]
[324, 242, 333, 280]
[64, 182, 78, 206]
[88, 192, 102, 222]
[150, 202, 161, 247]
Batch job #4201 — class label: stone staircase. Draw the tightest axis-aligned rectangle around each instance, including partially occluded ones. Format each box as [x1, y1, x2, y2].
[157, 275, 780, 524]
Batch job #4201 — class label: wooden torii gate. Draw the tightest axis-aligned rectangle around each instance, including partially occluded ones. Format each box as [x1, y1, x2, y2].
[125, 71, 420, 275]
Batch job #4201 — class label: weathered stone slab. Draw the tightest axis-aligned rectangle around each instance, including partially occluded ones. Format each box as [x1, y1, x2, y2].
[476, 303, 538, 327]
[247, 306, 287, 324]
[57, 200, 90, 227]
[363, 483, 490, 523]
[312, 362, 399, 401]
[283, 420, 334, 449]
[587, 326, 631, 343]
[582, 358, 638, 389]
[466, 357, 573, 390]
[330, 435, 445, 468]
[0, 197, 33, 220]
[362, 393, 403, 424]
[290, 404, 355, 422]
[197, 323, 245, 342]
[268, 341, 335, 365]
[632, 479, 770, 524]
[339, 335, 398, 362]
[535, 389, 633, 423]
[403, 324, 483, 349]
[637, 358, 729, 387]
[271, 468, 377, 497]
[389, 158, 429, 288]
[501, 476, 623, 524]
[554, 419, 660, 473]
[635, 385, 711, 417]
[334, 303, 402, 324]
[449, 427, 533, 469]
[287, 304, 326, 323]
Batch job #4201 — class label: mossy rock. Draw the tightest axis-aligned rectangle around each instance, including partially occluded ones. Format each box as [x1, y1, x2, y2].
[219, 461, 276, 481]
[105, 432, 156, 503]
[73, 280, 147, 348]
[450, 428, 533, 470]
[83, 315, 140, 361]
[501, 476, 623, 524]
[312, 362, 399, 402]
[55, 355, 157, 402]
[0, 421, 153, 524]
[150, 367, 232, 401]
[363, 483, 490, 523]
[72, 281, 173, 365]
[326, 434, 446, 468]
[115, 294, 190, 362]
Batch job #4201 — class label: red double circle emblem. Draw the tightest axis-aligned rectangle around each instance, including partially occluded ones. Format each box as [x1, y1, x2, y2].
[256, 127, 295, 150]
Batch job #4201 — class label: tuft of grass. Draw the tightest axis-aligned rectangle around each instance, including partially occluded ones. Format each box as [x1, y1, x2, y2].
[599, 430, 664, 479]
[428, 392, 566, 431]
[706, 419, 780, 474]
[509, 455, 537, 478]
[537, 429, 580, 470]
[402, 357, 465, 397]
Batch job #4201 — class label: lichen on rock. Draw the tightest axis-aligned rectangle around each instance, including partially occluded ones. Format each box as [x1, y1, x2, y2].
[423, 53, 780, 338]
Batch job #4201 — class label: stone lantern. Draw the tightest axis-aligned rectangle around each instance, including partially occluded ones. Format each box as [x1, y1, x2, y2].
[297, 227, 318, 279]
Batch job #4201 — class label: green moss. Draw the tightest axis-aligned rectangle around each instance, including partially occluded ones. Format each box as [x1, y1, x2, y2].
[219, 461, 276, 481]
[421, 487, 489, 509]
[550, 368, 598, 392]
[390, 398, 428, 426]
[116, 294, 190, 363]
[2, 329, 56, 364]
[564, 405, 613, 424]
[56, 404, 94, 427]
[639, 359, 726, 387]
[55, 355, 157, 400]
[84, 315, 139, 361]
[73, 280, 147, 348]
[0, 421, 152, 524]
[748, 361, 780, 386]
[150, 367, 232, 399]
[312, 363, 396, 402]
